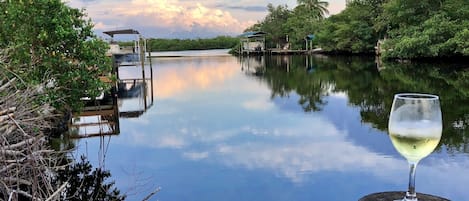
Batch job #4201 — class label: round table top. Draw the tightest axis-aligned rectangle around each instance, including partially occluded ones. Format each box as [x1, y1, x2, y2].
[359, 191, 450, 201]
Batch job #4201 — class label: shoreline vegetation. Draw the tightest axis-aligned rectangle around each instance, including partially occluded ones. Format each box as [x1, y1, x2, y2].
[1, 1, 124, 200]
[0, 73, 125, 200]
[240, 0, 469, 61]
[119, 36, 239, 52]
[0, 76, 60, 200]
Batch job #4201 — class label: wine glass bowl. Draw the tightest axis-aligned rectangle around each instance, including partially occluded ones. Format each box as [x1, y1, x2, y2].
[388, 93, 442, 201]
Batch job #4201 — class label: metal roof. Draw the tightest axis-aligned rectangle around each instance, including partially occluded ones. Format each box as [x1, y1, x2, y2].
[239, 31, 267, 38]
[103, 29, 140, 37]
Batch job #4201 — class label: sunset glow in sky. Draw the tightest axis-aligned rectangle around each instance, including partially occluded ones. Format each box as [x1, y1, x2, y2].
[67, 0, 346, 38]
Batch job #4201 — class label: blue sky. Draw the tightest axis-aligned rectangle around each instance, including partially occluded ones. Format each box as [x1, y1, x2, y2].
[67, 0, 346, 39]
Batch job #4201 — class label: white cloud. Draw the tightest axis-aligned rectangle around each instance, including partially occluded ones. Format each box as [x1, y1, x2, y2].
[158, 136, 186, 148]
[214, 141, 404, 183]
[127, 130, 187, 149]
[68, 0, 348, 38]
[68, 0, 256, 37]
[328, 0, 347, 15]
[183, 151, 209, 160]
[242, 97, 274, 111]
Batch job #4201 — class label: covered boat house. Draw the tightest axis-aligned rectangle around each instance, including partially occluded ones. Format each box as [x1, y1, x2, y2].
[239, 31, 267, 54]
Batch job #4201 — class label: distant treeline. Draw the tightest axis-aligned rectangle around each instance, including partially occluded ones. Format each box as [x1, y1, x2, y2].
[120, 36, 239, 52]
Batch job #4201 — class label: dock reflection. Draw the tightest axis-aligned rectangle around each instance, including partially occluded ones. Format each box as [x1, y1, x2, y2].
[118, 78, 154, 118]
[69, 77, 154, 138]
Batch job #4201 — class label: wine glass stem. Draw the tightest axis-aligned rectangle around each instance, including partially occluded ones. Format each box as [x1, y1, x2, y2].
[405, 161, 418, 201]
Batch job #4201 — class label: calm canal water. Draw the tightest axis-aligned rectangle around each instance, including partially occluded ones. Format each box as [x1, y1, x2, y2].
[74, 50, 469, 201]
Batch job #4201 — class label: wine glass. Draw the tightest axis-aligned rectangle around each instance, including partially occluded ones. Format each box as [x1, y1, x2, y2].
[388, 93, 442, 201]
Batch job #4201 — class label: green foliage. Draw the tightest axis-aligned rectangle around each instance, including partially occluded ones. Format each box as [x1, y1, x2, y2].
[296, 0, 329, 20]
[242, 0, 469, 58]
[316, 2, 378, 53]
[451, 29, 469, 55]
[54, 156, 126, 201]
[245, 3, 327, 50]
[0, 0, 111, 111]
[246, 4, 292, 48]
[378, 0, 469, 59]
[377, 0, 441, 31]
[146, 36, 238, 51]
[284, 8, 321, 49]
[308, 0, 469, 59]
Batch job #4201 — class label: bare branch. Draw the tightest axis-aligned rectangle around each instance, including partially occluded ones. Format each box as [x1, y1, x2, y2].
[0, 77, 16, 92]
[141, 187, 161, 201]
[4, 137, 39, 150]
[1, 178, 32, 186]
[0, 164, 17, 173]
[0, 114, 14, 123]
[0, 107, 15, 116]
[0, 125, 17, 138]
[0, 149, 24, 156]
[1, 66, 71, 200]
[6, 115, 30, 137]
[45, 182, 68, 201]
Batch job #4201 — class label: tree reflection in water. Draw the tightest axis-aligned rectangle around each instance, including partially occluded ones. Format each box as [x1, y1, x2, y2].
[242, 55, 469, 153]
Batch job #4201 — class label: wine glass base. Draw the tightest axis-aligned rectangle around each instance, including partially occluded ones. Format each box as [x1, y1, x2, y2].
[359, 191, 449, 201]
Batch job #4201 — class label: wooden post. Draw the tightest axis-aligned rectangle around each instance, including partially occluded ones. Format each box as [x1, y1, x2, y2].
[148, 51, 154, 103]
[247, 38, 250, 55]
[263, 37, 266, 53]
[305, 39, 308, 51]
[112, 56, 119, 80]
[306, 54, 309, 69]
[139, 37, 147, 109]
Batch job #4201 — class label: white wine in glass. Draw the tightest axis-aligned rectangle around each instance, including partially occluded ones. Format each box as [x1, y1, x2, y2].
[388, 93, 442, 201]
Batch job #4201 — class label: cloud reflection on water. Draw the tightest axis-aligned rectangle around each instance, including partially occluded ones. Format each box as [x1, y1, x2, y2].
[117, 56, 405, 184]
[154, 57, 238, 99]
[242, 97, 275, 111]
[122, 109, 406, 184]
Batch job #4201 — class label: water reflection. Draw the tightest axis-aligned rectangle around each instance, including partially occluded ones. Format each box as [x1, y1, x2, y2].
[240, 55, 265, 76]
[377, 63, 469, 153]
[73, 53, 469, 201]
[70, 75, 154, 138]
[118, 78, 154, 118]
[151, 57, 238, 99]
[250, 55, 469, 152]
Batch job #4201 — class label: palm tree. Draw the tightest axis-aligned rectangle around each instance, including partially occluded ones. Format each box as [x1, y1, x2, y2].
[296, 0, 329, 19]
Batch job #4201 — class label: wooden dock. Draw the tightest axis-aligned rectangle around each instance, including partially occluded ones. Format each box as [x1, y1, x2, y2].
[240, 48, 324, 55]
[69, 29, 155, 139]
[270, 49, 308, 54]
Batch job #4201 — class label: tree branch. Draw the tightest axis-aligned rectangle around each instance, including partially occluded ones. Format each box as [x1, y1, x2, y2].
[45, 182, 68, 201]
[5, 137, 39, 150]
[141, 187, 161, 201]
[0, 77, 16, 92]
[0, 149, 24, 156]
[0, 107, 15, 116]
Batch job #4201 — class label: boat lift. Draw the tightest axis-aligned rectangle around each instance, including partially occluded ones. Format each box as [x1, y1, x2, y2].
[70, 29, 154, 139]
